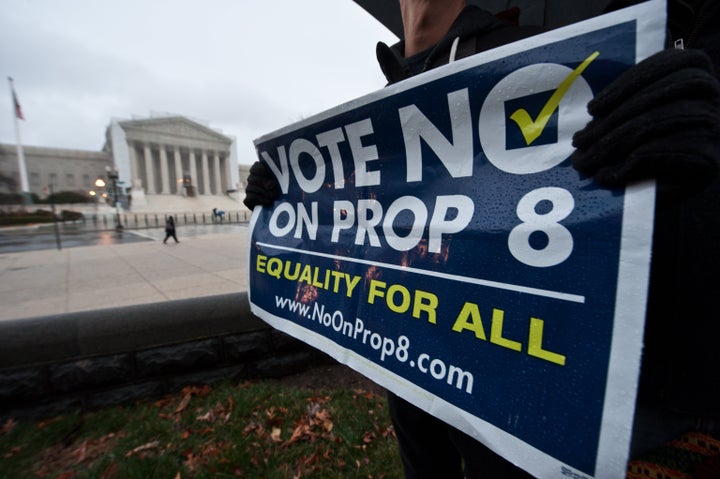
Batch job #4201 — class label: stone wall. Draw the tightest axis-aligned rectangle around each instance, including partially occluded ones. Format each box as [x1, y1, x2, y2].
[0, 293, 332, 419]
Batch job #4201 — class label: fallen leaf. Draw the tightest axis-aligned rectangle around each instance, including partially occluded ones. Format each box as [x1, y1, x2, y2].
[195, 402, 232, 425]
[184, 452, 201, 471]
[125, 440, 160, 457]
[265, 407, 285, 428]
[196, 410, 216, 423]
[303, 452, 319, 466]
[72, 439, 88, 463]
[271, 427, 282, 443]
[174, 394, 192, 415]
[36, 417, 62, 430]
[287, 424, 309, 445]
[181, 385, 212, 398]
[314, 409, 331, 422]
[242, 421, 262, 436]
[363, 432, 376, 444]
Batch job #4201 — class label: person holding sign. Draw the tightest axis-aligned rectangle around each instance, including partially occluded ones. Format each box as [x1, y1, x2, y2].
[245, 0, 720, 476]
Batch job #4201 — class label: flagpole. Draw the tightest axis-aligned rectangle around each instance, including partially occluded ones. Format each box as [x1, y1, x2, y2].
[8, 77, 31, 206]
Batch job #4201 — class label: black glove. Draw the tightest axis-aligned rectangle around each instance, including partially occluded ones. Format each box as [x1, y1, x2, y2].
[572, 48, 720, 187]
[243, 161, 281, 210]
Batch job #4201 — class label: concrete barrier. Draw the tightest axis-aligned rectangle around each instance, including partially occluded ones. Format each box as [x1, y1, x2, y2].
[0, 293, 332, 418]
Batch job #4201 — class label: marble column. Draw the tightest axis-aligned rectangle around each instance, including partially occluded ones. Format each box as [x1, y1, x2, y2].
[143, 144, 155, 194]
[201, 150, 211, 195]
[174, 147, 183, 195]
[213, 152, 223, 195]
[128, 142, 140, 189]
[189, 149, 198, 194]
[159, 145, 170, 194]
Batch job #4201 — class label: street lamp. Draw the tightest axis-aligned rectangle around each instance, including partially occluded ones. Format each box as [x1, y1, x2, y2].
[93, 179, 106, 205]
[105, 166, 123, 232]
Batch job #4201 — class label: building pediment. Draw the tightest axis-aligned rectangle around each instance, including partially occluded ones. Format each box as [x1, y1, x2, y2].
[119, 116, 232, 148]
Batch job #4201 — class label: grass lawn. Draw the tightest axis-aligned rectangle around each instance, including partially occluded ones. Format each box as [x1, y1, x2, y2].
[0, 378, 401, 479]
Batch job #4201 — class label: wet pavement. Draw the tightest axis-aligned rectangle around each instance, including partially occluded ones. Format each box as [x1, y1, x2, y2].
[0, 223, 249, 254]
[0, 226, 250, 320]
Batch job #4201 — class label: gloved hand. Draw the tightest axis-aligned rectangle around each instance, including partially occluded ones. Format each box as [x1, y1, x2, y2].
[572, 48, 720, 187]
[243, 161, 281, 210]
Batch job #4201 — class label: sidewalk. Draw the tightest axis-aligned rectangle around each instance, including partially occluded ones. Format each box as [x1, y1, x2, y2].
[0, 230, 249, 321]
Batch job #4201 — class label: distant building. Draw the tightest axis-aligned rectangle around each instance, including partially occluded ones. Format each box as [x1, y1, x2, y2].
[1, 114, 249, 210]
[0, 143, 110, 197]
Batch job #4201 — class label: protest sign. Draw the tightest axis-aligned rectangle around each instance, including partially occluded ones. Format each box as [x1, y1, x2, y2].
[249, 1, 665, 477]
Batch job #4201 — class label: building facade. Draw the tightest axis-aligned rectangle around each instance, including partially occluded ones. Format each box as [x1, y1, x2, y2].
[0, 143, 111, 197]
[105, 115, 240, 207]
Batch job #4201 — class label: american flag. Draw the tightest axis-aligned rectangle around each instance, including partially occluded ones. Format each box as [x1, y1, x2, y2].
[10, 79, 24, 120]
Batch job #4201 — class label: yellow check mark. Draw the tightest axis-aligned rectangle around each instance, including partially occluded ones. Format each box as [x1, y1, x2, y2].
[509, 51, 599, 146]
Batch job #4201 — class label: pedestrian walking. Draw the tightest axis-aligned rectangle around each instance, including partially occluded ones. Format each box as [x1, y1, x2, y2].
[163, 216, 179, 244]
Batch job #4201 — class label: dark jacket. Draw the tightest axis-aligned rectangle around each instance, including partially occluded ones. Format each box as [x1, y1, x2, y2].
[377, 1, 720, 416]
[668, 0, 720, 69]
[631, 0, 720, 416]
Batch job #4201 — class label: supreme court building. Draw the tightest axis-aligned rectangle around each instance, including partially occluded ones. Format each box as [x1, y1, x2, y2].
[106, 115, 240, 207]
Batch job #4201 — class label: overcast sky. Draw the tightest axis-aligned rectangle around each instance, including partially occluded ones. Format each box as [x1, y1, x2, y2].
[0, 0, 398, 164]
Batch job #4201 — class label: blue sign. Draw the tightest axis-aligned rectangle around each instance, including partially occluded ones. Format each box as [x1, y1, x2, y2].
[249, 2, 664, 477]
